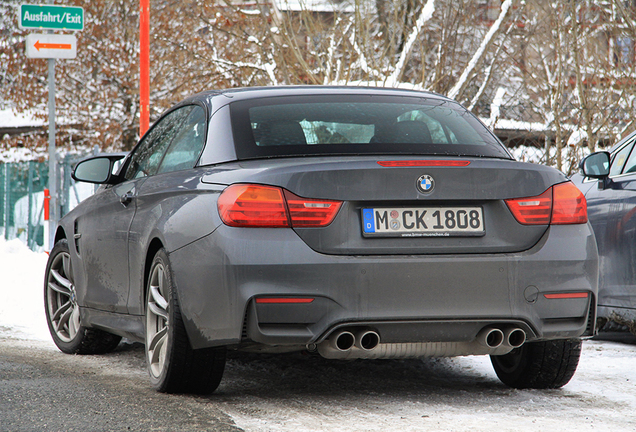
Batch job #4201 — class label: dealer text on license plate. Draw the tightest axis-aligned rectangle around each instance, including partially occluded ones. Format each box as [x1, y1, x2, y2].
[362, 207, 485, 237]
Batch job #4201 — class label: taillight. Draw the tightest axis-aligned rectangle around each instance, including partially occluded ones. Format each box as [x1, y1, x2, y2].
[505, 188, 552, 225]
[284, 190, 342, 227]
[218, 184, 342, 228]
[551, 182, 587, 224]
[218, 184, 290, 227]
[505, 182, 587, 225]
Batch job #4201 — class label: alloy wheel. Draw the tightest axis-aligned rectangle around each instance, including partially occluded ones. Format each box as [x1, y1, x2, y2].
[146, 262, 170, 378]
[45, 251, 80, 342]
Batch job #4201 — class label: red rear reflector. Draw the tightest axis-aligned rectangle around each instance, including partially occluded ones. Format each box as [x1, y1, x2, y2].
[218, 184, 290, 227]
[378, 160, 471, 167]
[218, 184, 342, 228]
[255, 298, 315, 304]
[544, 292, 589, 299]
[505, 182, 587, 225]
[551, 182, 587, 224]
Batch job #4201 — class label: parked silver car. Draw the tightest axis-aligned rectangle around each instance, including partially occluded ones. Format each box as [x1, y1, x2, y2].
[45, 86, 598, 393]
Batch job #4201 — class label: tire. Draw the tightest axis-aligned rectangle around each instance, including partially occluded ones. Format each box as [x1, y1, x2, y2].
[44, 239, 122, 354]
[145, 248, 226, 394]
[490, 339, 582, 389]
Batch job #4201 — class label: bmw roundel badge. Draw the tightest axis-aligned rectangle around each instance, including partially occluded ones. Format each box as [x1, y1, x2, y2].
[416, 174, 435, 194]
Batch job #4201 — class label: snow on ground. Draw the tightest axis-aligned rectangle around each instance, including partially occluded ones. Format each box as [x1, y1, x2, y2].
[218, 341, 636, 432]
[0, 238, 51, 342]
[1, 237, 636, 431]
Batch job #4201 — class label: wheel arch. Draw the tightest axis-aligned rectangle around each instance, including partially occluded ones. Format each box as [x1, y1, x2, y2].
[144, 238, 165, 305]
[54, 226, 67, 244]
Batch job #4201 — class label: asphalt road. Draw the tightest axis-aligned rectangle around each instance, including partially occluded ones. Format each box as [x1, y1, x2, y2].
[2, 332, 636, 432]
[0, 338, 240, 432]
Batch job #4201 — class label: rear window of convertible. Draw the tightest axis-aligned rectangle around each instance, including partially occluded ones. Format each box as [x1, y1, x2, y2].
[229, 95, 511, 160]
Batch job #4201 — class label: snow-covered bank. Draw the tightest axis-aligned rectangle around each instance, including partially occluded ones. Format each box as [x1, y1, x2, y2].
[1, 237, 635, 432]
[0, 238, 51, 342]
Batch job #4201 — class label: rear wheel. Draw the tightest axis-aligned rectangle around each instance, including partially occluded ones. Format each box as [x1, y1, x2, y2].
[44, 239, 121, 354]
[145, 248, 226, 394]
[490, 339, 582, 389]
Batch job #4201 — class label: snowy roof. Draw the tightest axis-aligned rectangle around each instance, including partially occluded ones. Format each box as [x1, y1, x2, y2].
[0, 108, 46, 128]
[0, 147, 49, 163]
[273, 0, 356, 13]
[493, 118, 548, 133]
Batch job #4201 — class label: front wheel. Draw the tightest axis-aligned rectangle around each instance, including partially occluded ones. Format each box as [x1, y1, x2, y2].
[44, 239, 121, 354]
[145, 248, 226, 394]
[490, 339, 582, 389]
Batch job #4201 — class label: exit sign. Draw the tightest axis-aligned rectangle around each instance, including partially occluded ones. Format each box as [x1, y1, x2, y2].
[25, 33, 77, 59]
[19, 4, 84, 31]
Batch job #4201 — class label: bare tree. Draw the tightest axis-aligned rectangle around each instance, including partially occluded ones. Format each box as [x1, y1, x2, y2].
[4, 0, 636, 172]
[1, 0, 140, 150]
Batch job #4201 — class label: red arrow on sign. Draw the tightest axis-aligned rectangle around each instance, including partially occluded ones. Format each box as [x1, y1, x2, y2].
[34, 40, 72, 51]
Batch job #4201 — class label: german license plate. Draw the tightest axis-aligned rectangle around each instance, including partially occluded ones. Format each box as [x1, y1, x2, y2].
[362, 207, 485, 237]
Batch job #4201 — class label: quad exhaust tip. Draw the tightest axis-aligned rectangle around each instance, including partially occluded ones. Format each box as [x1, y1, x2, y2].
[330, 330, 356, 351]
[477, 326, 526, 349]
[355, 330, 380, 351]
[479, 327, 505, 348]
[328, 329, 380, 352]
[318, 326, 526, 359]
[505, 327, 526, 348]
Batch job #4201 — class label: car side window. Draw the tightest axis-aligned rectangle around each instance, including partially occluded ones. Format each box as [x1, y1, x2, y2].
[124, 106, 194, 180]
[156, 106, 207, 174]
[619, 139, 636, 175]
[609, 141, 634, 177]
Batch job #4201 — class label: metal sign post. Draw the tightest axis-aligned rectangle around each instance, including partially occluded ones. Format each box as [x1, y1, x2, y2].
[21, 3, 83, 250]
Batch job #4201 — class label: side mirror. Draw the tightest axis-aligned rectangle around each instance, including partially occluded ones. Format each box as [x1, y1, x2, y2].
[72, 154, 126, 184]
[581, 151, 610, 179]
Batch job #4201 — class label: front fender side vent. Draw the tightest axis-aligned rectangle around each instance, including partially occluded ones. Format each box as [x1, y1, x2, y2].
[73, 220, 81, 255]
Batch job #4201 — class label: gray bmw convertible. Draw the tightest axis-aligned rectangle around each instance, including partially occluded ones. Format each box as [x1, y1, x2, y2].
[44, 86, 598, 394]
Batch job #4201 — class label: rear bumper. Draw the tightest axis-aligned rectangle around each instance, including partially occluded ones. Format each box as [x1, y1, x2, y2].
[170, 223, 598, 351]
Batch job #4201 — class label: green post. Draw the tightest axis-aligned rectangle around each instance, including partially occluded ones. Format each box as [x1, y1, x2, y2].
[4, 164, 10, 240]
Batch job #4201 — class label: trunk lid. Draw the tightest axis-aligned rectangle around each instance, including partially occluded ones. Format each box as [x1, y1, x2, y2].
[202, 156, 567, 255]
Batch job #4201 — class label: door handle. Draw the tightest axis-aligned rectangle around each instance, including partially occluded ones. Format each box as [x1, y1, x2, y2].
[120, 192, 134, 206]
